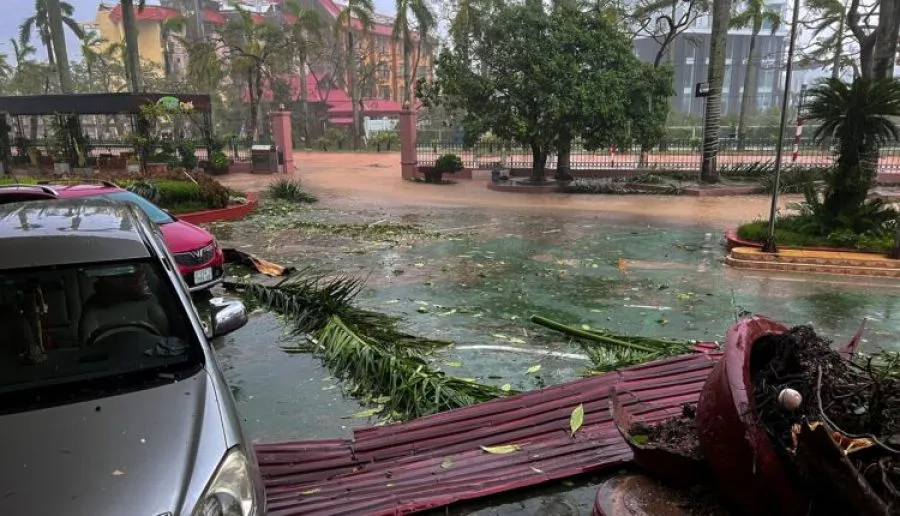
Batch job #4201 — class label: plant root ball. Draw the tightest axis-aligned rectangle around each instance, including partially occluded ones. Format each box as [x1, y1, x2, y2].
[778, 388, 803, 411]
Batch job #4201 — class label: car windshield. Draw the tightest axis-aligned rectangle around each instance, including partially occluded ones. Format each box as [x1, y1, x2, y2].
[102, 191, 174, 225]
[0, 259, 202, 410]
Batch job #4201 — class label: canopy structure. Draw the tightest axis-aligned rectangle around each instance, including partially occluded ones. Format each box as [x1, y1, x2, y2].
[0, 93, 212, 116]
[0, 93, 215, 170]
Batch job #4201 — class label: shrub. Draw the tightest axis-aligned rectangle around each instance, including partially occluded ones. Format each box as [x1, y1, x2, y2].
[210, 150, 229, 171]
[266, 178, 318, 203]
[435, 153, 464, 174]
[177, 140, 198, 170]
[126, 181, 161, 203]
[757, 166, 828, 194]
[737, 215, 894, 253]
[370, 131, 399, 151]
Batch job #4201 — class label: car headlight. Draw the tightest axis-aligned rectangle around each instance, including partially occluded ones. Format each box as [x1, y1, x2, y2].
[193, 447, 256, 516]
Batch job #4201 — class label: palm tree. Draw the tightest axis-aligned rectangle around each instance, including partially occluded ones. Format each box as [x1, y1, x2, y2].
[805, 0, 847, 79]
[730, 0, 781, 149]
[699, 0, 732, 183]
[450, 0, 484, 65]
[335, 0, 374, 150]
[80, 31, 106, 91]
[393, 0, 435, 109]
[160, 16, 187, 79]
[806, 78, 900, 228]
[19, 0, 84, 74]
[285, 0, 324, 148]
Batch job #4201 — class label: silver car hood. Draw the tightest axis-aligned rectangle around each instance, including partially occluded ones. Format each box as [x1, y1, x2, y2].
[0, 368, 228, 516]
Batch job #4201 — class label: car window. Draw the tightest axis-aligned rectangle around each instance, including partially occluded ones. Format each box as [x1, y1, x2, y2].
[0, 259, 202, 411]
[102, 191, 174, 225]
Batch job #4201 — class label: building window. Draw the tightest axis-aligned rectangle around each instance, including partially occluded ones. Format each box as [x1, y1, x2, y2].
[380, 85, 391, 99]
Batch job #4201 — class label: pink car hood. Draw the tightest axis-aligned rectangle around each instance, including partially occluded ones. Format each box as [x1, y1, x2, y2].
[159, 220, 214, 253]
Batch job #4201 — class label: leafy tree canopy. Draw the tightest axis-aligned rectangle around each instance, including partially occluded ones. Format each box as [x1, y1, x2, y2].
[426, 2, 671, 178]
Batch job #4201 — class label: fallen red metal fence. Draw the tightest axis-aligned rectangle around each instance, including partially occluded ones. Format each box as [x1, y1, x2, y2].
[254, 347, 721, 516]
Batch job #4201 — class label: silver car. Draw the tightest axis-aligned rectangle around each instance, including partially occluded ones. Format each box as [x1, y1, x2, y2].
[0, 197, 265, 516]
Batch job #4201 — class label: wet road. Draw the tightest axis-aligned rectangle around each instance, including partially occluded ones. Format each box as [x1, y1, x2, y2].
[208, 205, 900, 444]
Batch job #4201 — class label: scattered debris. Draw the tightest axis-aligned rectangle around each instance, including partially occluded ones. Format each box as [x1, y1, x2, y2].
[628, 404, 703, 460]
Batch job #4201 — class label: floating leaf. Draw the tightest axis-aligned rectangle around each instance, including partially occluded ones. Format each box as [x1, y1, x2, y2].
[570, 404, 585, 436]
[480, 444, 522, 454]
[440, 458, 454, 469]
[581, 324, 591, 331]
[300, 488, 321, 495]
[417, 306, 429, 313]
[444, 361, 464, 367]
[501, 383, 512, 392]
[439, 309, 458, 316]
[508, 337, 526, 344]
[526, 364, 542, 375]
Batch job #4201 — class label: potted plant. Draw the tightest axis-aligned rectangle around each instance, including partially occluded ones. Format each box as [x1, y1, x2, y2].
[208, 150, 230, 175]
[427, 153, 464, 183]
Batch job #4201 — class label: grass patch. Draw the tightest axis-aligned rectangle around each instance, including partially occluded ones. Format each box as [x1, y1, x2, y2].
[266, 178, 318, 203]
[737, 216, 894, 253]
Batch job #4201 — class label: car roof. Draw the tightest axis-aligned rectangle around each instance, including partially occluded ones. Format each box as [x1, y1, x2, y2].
[48, 183, 124, 198]
[0, 197, 153, 270]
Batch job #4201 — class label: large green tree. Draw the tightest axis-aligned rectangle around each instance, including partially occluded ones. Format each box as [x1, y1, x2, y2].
[432, 1, 670, 182]
[730, 0, 781, 150]
[335, 0, 374, 150]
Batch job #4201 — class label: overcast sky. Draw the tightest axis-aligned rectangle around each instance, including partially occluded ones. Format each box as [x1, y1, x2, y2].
[1, 0, 398, 61]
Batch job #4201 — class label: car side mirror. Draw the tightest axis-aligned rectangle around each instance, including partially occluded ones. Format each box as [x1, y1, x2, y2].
[209, 299, 248, 339]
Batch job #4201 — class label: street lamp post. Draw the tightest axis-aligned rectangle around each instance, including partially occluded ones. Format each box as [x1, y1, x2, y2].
[762, 0, 803, 253]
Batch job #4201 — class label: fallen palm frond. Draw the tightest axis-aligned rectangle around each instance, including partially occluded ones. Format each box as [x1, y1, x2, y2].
[229, 268, 363, 334]
[315, 316, 510, 420]
[530, 314, 695, 373]
[228, 270, 513, 420]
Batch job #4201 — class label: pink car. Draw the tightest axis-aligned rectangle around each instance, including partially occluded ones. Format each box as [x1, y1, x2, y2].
[0, 181, 224, 292]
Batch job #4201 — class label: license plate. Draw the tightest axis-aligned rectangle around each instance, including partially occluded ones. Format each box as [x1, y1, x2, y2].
[194, 267, 213, 284]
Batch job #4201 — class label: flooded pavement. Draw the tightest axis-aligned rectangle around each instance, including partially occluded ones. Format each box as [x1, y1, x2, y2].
[206, 201, 900, 443]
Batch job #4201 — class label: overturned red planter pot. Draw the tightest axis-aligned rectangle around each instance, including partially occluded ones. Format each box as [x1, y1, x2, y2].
[695, 316, 807, 515]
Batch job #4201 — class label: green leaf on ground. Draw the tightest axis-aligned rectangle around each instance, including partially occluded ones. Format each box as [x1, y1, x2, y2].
[501, 383, 512, 392]
[526, 364, 542, 375]
[347, 408, 381, 419]
[480, 444, 523, 454]
[570, 404, 585, 436]
[300, 488, 321, 495]
[441, 458, 454, 469]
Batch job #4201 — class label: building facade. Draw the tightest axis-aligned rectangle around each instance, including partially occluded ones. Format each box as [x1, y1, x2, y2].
[634, 4, 789, 118]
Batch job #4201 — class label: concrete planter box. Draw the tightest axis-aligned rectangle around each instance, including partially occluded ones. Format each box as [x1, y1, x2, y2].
[53, 162, 70, 175]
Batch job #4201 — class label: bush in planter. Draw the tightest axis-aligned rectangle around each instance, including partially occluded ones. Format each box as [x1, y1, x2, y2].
[177, 140, 199, 170]
[428, 153, 464, 183]
[209, 150, 230, 173]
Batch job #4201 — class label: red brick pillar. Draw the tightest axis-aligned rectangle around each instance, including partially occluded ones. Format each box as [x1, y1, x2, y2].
[399, 108, 417, 180]
[270, 111, 294, 174]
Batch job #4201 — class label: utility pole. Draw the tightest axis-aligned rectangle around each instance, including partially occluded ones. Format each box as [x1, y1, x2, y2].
[762, 0, 802, 253]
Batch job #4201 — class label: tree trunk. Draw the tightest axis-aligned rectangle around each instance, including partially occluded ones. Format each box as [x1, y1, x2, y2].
[347, 29, 361, 150]
[736, 28, 759, 151]
[556, 133, 572, 180]
[300, 56, 311, 148]
[700, 0, 732, 183]
[121, 0, 143, 92]
[873, 0, 900, 79]
[247, 69, 258, 140]
[402, 34, 411, 108]
[47, 0, 74, 94]
[832, 12, 844, 79]
[530, 143, 547, 182]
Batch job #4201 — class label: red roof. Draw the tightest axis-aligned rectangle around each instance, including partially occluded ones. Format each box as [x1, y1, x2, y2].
[317, 0, 407, 38]
[326, 99, 403, 116]
[203, 10, 227, 25]
[108, 4, 180, 22]
[255, 348, 721, 515]
[327, 117, 353, 125]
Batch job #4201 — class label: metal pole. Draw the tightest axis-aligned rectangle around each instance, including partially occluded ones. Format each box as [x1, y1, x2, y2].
[762, 0, 802, 253]
[791, 84, 807, 163]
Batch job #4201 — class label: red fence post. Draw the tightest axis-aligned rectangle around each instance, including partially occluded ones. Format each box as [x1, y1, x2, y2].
[399, 107, 417, 180]
[270, 110, 295, 174]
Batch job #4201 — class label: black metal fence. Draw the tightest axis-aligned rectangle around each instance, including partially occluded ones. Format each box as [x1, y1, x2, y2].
[416, 138, 900, 174]
[10, 136, 259, 165]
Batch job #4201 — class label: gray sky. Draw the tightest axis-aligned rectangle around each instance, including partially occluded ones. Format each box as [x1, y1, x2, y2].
[1, 0, 397, 61]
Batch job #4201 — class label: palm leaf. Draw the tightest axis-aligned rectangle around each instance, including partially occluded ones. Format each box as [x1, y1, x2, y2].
[316, 315, 511, 420]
